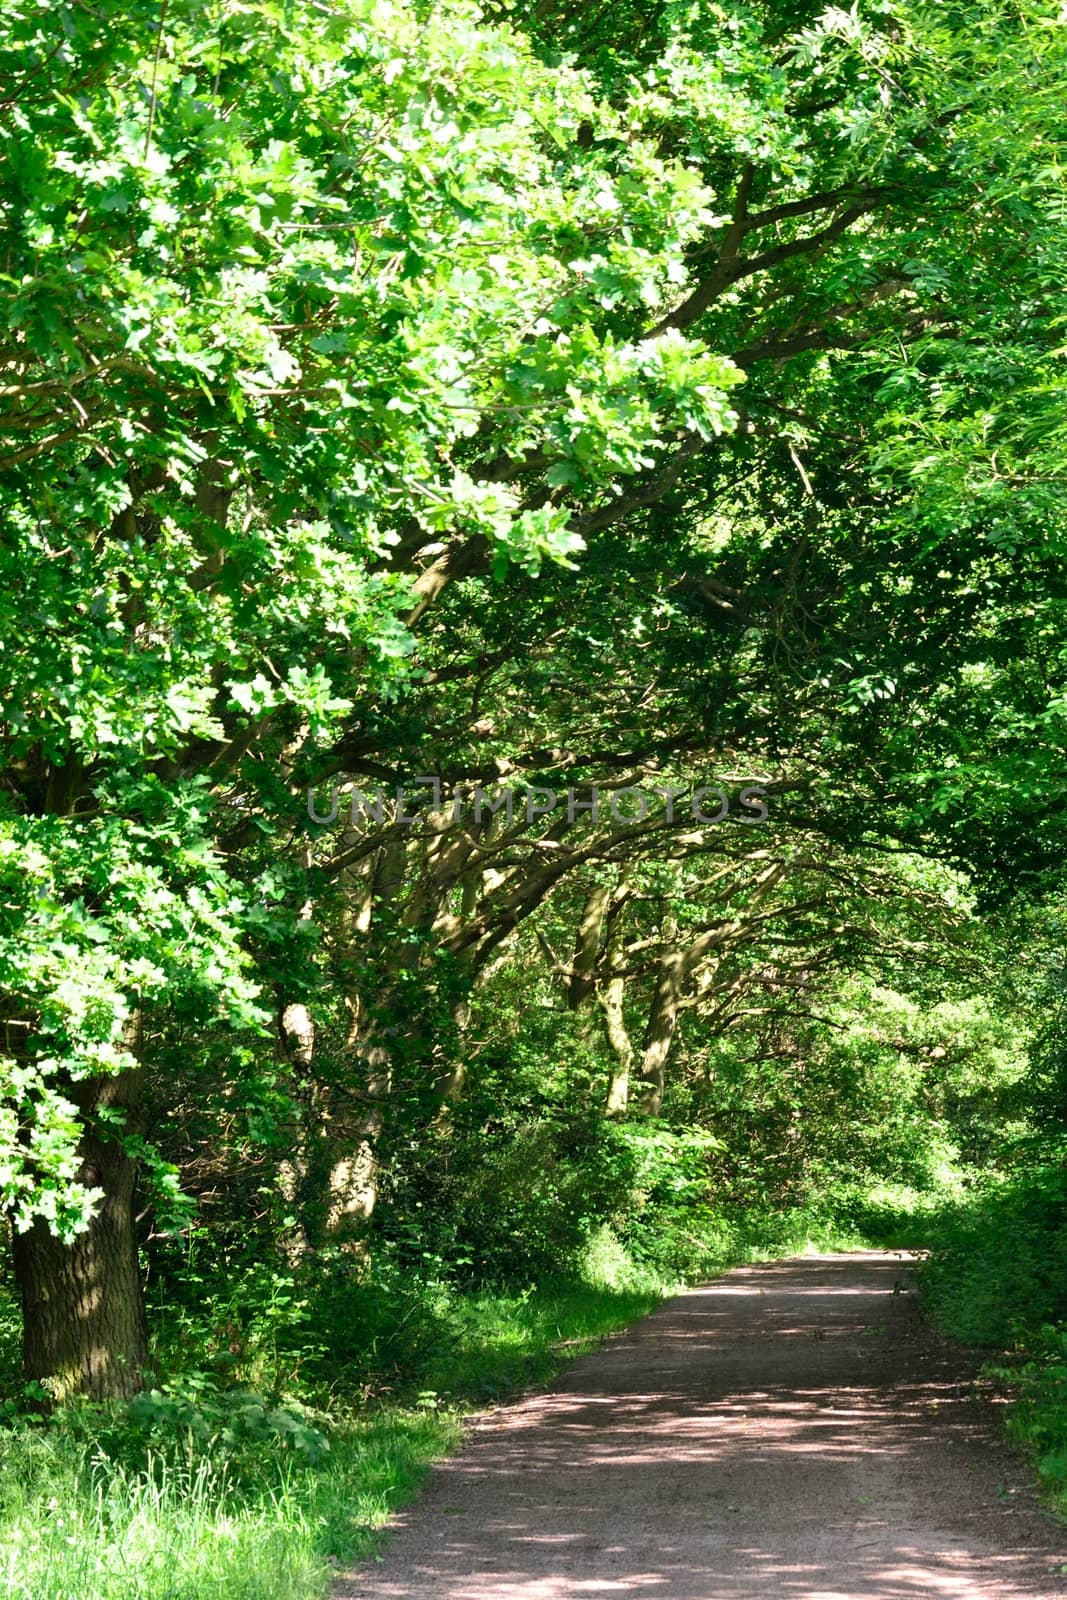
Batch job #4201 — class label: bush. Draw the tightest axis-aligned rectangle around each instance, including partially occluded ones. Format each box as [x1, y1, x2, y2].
[921, 1163, 1067, 1347]
[919, 1156, 1067, 1515]
[373, 1107, 643, 1285]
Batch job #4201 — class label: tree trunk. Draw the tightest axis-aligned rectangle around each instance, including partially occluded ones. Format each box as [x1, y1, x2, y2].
[12, 1058, 147, 1402]
[326, 1039, 391, 1239]
[597, 878, 634, 1115]
[432, 861, 482, 1121]
[325, 833, 407, 1243]
[601, 973, 634, 1115]
[277, 1000, 317, 1259]
[636, 919, 739, 1115]
[637, 952, 684, 1117]
[568, 884, 611, 1011]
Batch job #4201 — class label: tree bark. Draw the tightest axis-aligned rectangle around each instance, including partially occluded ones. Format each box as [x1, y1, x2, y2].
[597, 878, 634, 1115]
[636, 919, 733, 1116]
[568, 884, 611, 1011]
[325, 1037, 391, 1240]
[637, 951, 685, 1117]
[433, 859, 483, 1119]
[277, 999, 317, 1259]
[12, 1053, 147, 1402]
[601, 973, 634, 1115]
[325, 833, 407, 1242]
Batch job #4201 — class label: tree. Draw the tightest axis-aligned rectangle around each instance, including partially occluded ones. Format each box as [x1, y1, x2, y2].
[3, 0, 1067, 1396]
[0, 0, 745, 1394]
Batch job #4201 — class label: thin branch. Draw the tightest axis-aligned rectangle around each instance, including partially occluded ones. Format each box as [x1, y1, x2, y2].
[144, 0, 170, 161]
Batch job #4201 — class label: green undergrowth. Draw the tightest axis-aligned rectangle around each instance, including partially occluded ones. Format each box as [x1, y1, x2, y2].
[0, 1402, 457, 1600]
[918, 1156, 1067, 1517]
[0, 1276, 661, 1600]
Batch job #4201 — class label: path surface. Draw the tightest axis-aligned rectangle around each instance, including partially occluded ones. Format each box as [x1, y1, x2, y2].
[338, 1252, 1067, 1600]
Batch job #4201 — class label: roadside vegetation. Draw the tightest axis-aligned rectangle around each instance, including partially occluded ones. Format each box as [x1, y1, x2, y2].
[902, 965, 1067, 1512]
[0, 1128, 876, 1600]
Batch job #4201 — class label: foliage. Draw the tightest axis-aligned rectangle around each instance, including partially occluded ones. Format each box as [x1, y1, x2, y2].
[919, 1157, 1067, 1513]
[3, 0, 1067, 1580]
[6, 0, 1067, 1238]
[922, 1162, 1067, 1350]
[0, 0, 740, 1227]
[0, 1399, 457, 1600]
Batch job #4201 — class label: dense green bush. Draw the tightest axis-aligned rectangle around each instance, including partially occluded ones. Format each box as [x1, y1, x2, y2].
[921, 1163, 1067, 1348]
[919, 1157, 1067, 1509]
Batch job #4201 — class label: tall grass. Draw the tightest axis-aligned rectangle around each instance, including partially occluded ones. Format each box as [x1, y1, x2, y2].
[0, 1404, 459, 1600]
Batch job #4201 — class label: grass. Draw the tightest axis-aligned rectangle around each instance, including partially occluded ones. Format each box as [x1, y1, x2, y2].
[0, 1279, 662, 1600]
[413, 1280, 664, 1400]
[0, 1404, 459, 1600]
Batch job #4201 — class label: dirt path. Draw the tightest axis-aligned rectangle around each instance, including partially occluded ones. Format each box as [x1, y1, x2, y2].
[337, 1252, 1067, 1600]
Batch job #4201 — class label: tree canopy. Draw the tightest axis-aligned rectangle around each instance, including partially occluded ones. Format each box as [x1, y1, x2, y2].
[2, 0, 1067, 1419]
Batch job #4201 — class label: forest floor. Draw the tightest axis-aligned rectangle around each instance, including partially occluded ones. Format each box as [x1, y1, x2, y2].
[335, 1251, 1067, 1600]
